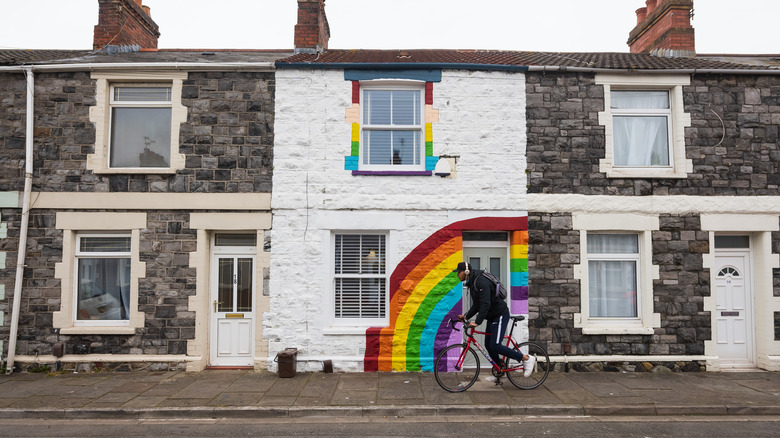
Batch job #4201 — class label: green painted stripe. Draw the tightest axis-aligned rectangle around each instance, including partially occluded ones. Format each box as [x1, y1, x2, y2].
[405, 273, 460, 371]
[351, 141, 359, 156]
[511, 258, 528, 272]
[425, 142, 433, 156]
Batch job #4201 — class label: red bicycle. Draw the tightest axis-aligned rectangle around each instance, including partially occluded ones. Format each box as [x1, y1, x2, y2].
[434, 316, 550, 392]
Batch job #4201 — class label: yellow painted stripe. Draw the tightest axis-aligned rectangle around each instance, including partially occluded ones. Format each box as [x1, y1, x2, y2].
[425, 123, 433, 143]
[351, 123, 360, 142]
[391, 250, 463, 371]
[510, 244, 528, 259]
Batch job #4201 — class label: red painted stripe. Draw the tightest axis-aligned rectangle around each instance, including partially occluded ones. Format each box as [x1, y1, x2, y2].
[352, 81, 360, 104]
[425, 82, 433, 105]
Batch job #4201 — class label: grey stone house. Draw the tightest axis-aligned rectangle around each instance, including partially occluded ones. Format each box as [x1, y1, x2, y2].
[0, 0, 291, 372]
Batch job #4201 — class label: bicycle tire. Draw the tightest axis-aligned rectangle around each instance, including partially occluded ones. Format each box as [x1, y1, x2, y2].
[434, 344, 481, 392]
[506, 341, 550, 390]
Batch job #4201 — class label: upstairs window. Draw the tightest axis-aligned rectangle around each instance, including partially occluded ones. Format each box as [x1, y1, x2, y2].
[611, 90, 671, 168]
[361, 87, 423, 170]
[109, 86, 172, 168]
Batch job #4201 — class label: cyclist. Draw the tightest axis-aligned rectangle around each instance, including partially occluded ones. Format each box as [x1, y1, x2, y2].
[454, 262, 535, 377]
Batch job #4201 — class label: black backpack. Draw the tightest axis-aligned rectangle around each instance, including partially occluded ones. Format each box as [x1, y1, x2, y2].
[476, 271, 507, 300]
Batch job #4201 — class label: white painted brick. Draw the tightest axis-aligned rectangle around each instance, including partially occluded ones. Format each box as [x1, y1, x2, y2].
[270, 69, 528, 365]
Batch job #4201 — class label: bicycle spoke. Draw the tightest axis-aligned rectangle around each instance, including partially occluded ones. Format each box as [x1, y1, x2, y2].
[506, 342, 550, 390]
[434, 344, 480, 392]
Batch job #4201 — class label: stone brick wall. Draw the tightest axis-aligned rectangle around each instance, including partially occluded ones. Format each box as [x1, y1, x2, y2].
[528, 212, 711, 356]
[526, 72, 780, 196]
[1, 209, 198, 357]
[0, 71, 275, 194]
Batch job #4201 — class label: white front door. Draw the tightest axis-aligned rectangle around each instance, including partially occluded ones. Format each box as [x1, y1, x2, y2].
[210, 254, 255, 367]
[714, 251, 754, 367]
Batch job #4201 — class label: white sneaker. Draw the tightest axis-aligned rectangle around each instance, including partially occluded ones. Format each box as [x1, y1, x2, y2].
[523, 355, 536, 377]
[485, 376, 497, 382]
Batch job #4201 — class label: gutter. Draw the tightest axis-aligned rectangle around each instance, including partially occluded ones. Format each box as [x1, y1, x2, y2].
[0, 62, 276, 73]
[6, 68, 34, 374]
[276, 62, 780, 75]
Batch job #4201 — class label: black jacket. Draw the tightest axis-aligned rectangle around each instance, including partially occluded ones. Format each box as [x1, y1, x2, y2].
[463, 270, 508, 325]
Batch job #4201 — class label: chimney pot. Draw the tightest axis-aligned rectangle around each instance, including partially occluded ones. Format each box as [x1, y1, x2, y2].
[142, 5, 151, 17]
[645, 0, 657, 14]
[636, 7, 647, 24]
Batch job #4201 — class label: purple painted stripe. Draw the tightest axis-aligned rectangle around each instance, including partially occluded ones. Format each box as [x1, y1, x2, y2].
[511, 300, 529, 315]
[511, 286, 528, 300]
[352, 170, 433, 176]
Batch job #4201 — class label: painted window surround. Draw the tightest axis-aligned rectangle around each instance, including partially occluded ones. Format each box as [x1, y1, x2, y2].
[596, 73, 692, 179]
[344, 70, 440, 176]
[187, 213, 272, 372]
[53, 212, 146, 334]
[700, 214, 780, 371]
[573, 213, 661, 335]
[319, 211, 403, 333]
[88, 71, 188, 174]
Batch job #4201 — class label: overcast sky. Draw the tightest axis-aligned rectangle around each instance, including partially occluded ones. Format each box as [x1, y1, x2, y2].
[1, 0, 778, 53]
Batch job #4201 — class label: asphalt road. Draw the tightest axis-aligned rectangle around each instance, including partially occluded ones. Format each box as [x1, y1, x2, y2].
[0, 415, 778, 437]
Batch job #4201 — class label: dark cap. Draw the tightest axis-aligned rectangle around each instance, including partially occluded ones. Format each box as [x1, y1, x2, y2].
[452, 262, 468, 273]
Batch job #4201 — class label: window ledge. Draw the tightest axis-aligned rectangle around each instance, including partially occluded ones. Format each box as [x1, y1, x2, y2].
[59, 326, 137, 335]
[352, 170, 432, 176]
[90, 166, 181, 175]
[581, 326, 655, 335]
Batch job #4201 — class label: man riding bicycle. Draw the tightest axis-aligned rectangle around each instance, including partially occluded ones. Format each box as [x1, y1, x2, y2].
[454, 262, 535, 377]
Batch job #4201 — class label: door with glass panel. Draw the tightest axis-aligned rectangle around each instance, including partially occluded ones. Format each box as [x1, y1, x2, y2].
[462, 233, 509, 337]
[714, 235, 754, 368]
[210, 233, 256, 367]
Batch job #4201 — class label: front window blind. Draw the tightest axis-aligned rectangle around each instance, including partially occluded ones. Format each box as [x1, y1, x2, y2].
[334, 234, 386, 319]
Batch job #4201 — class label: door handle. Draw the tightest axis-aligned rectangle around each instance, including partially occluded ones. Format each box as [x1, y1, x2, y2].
[214, 300, 223, 312]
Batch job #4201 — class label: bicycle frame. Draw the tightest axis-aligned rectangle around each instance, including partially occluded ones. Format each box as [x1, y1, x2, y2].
[450, 319, 523, 373]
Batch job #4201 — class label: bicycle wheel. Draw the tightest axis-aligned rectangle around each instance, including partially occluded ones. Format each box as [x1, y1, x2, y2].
[506, 341, 550, 390]
[434, 344, 481, 393]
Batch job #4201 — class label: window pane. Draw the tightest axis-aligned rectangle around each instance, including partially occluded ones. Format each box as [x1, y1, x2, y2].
[468, 257, 480, 271]
[335, 234, 385, 275]
[613, 116, 669, 166]
[110, 107, 171, 167]
[391, 91, 420, 125]
[334, 278, 386, 318]
[215, 233, 257, 246]
[80, 236, 131, 253]
[489, 257, 501, 279]
[363, 130, 391, 165]
[589, 260, 637, 318]
[587, 234, 638, 254]
[218, 258, 234, 312]
[237, 258, 253, 312]
[714, 236, 750, 248]
[114, 87, 172, 102]
[393, 131, 420, 165]
[611, 91, 669, 109]
[77, 257, 131, 320]
[364, 91, 391, 125]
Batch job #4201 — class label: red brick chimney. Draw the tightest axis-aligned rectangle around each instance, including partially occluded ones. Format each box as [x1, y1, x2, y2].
[93, 0, 160, 50]
[627, 0, 695, 57]
[294, 0, 330, 54]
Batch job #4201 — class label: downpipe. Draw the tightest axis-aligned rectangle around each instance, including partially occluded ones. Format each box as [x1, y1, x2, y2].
[6, 68, 34, 374]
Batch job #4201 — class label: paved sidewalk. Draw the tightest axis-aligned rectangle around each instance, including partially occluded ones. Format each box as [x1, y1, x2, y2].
[0, 369, 778, 419]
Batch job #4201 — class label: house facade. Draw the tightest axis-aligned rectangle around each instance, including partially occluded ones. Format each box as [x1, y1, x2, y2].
[1, 0, 778, 374]
[0, 0, 290, 372]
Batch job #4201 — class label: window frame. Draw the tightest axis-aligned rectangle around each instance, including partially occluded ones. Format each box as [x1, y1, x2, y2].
[596, 74, 692, 179]
[88, 72, 188, 174]
[585, 232, 642, 321]
[73, 233, 133, 327]
[53, 212, 146, 335]
[331, 232, 390, 327]
[359, 81, 425, 172]
[573, 213, 661, 335]
[107, 84, 173, 170]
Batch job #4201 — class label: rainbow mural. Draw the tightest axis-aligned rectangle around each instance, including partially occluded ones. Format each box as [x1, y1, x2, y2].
[364, 216, 528, 372]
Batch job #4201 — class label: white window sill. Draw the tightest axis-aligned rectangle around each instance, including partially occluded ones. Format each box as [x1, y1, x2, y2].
[581, 326, 655, 335]
[90, 166, 180, 175]
[599, 161, 689, 179]
[59, 326, 136, 335]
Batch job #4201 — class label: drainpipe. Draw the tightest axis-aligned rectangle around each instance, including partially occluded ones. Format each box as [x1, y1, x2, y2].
[6, 67, 34, 373]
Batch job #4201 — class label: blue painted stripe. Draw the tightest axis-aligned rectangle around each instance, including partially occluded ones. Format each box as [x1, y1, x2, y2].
[511, 271, 529, 286]
[344, 69, 442, 82]
[419, 283, 463, 372]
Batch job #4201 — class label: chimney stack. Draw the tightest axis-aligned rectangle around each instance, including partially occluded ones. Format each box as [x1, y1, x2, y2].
[294, 0, 330, 54]
[93, 0, 160, 51]
[627, 0, 695, 57]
